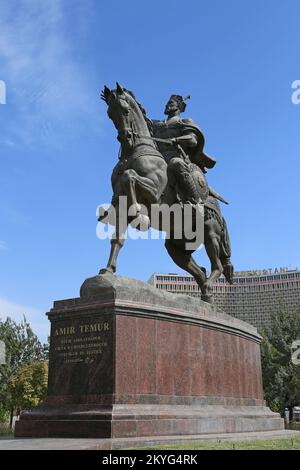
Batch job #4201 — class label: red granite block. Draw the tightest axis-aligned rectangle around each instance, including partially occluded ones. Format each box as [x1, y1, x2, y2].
[224, 417, 236, 433]
[227, 333, 237, 397]
[251, 346, 258, 399]
[204, 328, 216, 395]
[213, 330, 224, 396]
[255, 346, 264, 399]
[112, 419, 137, 438]
[44, 394, 114, 405]
[222, 334, 232, 397]
[173, 322, 191, 396]
[136, 419, 173, 437]
[256, 346, 262, 399]
[136, 317, 156, 394]
[244, 339, 252, 397]
[15, 419, 112, 438]
[115, 315, 137, 395]
[239, 338, 247, 398]
[241, 339, 249, 397]
[15, 420, 48, 438]
[201, 328, 210, 395]
[250, 343, 257, 398]
[156, 320, 174, 395]
[189, 325, 205, 395]
[251, 347, 257, 398]
[172, 418, 195, 435]
[16, 281, 278, 438]
[232, 335, 242, 398]
[45, 420, 110, 438]
[235, 337, 242, 398]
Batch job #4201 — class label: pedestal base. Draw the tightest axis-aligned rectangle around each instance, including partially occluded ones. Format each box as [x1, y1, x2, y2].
[15, 403, 283, 438]
[15, 273, 284, 438]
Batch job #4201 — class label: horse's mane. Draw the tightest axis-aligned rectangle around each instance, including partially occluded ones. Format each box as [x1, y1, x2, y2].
[124, 89, 153, 136]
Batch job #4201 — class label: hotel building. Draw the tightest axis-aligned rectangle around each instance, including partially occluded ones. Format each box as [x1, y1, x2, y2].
[148, 268, 300, 330]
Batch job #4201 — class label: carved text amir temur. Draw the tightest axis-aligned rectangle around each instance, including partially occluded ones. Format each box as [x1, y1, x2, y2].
[54, 322, 110, 336]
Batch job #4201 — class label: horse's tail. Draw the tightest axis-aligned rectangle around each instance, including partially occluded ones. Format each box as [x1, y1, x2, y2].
[220, 217, 234, 284]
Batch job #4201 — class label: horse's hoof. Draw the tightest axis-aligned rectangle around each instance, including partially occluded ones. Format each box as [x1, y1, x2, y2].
[129, 203, 142, 217]
[201, 293, 214, 304]
[99, 267, 115, 275]
[98, 210, 109, 222]
[130, 214, 150, 231]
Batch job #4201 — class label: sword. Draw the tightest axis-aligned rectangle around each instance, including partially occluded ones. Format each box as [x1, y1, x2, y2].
[209, 186, 229, 205]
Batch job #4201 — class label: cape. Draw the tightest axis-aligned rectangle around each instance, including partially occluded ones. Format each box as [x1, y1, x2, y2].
[180, 118, 217, 171]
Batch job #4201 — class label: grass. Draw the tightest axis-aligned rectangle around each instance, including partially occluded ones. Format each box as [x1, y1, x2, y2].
[137, 433, 300, 450]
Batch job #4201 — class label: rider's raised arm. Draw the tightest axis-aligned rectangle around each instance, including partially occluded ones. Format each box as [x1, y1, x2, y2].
[173, 130, 198, 148]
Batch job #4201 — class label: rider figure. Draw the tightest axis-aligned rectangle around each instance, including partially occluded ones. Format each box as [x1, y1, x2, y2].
[152, 95, 216, 205]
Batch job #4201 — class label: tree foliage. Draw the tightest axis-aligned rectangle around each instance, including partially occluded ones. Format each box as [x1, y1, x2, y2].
[261, 308, 300, 414]
[8, 361, 48, 410]
[0, 316, 48, 422]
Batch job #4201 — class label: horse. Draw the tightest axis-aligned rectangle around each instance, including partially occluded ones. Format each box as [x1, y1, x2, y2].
[100, 83, 233, 302]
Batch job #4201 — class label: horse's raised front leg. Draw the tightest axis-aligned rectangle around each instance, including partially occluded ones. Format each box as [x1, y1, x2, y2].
[121, 169, 161, 230]
[122, 169, 158, 211]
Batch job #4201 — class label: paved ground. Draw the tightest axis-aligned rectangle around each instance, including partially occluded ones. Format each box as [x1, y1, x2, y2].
[0, 430, 298, 450]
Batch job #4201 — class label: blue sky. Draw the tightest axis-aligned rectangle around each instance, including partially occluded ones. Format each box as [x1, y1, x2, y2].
[0, 0, 299, 340]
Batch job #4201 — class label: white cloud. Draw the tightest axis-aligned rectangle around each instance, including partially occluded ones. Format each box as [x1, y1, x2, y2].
[0, 0, 101, 147]
[0, 296, 49, 343]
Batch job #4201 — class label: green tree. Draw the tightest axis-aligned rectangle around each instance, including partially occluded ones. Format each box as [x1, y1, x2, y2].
[8, 361, 48, 411]
[0, 316, 48, 427]
[261, 308, 300, 415]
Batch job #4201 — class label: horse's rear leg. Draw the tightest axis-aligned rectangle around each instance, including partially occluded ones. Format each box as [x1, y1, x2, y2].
[100, 209, 127, 274]
[165, 239, 206, 289]
[202, 233, 223, 303]
[101, 238, 125, 274]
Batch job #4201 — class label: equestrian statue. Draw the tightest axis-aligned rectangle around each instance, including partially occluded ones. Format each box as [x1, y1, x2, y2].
[99, 83, 233, 303]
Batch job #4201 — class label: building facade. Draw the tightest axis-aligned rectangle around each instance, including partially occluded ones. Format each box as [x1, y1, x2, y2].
[148, 268, 300, 330]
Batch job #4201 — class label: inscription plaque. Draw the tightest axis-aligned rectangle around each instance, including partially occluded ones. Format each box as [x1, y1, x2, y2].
[47, 314, 114, 396]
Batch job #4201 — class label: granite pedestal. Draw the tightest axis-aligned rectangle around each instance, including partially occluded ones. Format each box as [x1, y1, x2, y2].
[15, 273, 284, 438]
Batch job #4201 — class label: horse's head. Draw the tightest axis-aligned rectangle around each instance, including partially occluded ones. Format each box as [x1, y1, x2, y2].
[101, 83, 150, 150]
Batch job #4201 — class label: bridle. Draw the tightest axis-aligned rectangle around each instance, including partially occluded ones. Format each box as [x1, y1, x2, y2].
[111, 92, 188, 162]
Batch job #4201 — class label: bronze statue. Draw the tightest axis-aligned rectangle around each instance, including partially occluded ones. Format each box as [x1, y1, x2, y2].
[152, 95, 226, 205]
[100, 83, 233, 302]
